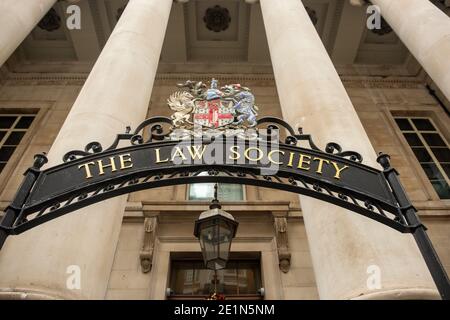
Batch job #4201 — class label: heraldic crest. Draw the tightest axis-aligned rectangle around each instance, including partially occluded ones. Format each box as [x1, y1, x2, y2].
[167, 79, 259, 131]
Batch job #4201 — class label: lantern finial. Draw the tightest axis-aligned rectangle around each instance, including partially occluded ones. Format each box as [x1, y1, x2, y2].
[210, 183, 221, 209]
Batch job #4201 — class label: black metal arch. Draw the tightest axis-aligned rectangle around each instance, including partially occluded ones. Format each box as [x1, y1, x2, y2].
[0, 164, 406, 236]
[0, 116, 448, 299]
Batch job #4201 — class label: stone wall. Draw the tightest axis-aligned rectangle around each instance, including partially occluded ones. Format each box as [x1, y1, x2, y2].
[0, 70, 448, 299]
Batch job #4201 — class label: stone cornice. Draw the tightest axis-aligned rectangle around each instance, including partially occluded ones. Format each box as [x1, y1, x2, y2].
[141, 200, 293, 214]
[342, 77, 424, 89]
[1, 57, 429, 88]
[0, 70, 427, 89]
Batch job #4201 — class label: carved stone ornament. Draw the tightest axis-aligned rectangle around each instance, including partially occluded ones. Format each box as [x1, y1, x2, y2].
[371, 17, 393, 36]
[139, 215, 158, 273]
[274, 216, 291, 273]
[38, 8, 61, 32]
[116, 2, 129, 21]
[203, 5, 232, 32]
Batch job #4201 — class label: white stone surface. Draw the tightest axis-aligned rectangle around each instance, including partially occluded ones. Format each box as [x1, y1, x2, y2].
[372, 0, 450, 102]
[0, 0, 172, 299]
[260, 0, 439, 300]
[0, 0, 57, 67]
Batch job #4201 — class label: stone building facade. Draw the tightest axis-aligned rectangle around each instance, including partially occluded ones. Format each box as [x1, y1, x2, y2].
[0, 0, 449, 300]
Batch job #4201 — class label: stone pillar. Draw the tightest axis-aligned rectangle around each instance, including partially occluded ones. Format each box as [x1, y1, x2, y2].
[0, 0, 172, 299]
[370, 0, 450, 101]
[260, 0, 438, 299]
[0, 0, 57, 67]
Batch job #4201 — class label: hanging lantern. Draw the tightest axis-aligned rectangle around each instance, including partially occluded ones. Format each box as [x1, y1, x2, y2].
[194, 184, 238, 271]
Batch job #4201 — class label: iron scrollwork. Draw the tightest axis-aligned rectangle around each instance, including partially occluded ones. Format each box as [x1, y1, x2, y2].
[255, 117, 363, 163]
[62, 116, 363, 165]
[63, 117, 173, 162]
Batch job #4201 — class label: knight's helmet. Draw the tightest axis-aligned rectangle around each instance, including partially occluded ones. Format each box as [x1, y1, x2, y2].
[211, 78, 218, 89]
[206, 78, 221, 100]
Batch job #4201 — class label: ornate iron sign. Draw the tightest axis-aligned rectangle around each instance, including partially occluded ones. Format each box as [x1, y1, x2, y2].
[0, 79, 448, 299]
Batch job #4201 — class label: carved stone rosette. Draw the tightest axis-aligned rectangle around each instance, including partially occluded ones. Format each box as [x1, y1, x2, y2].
[38, 8, 61, 32]
[203, 5, 231, 32]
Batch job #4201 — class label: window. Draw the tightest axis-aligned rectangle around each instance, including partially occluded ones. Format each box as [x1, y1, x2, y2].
[169, 259, 262, 299]
[0, 112, 36, 173]
[394, 117, 450, 199]
[188, 173, 244, 201]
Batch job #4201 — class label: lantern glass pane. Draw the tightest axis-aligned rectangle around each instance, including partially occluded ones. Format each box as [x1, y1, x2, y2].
[219, 224, 233, 262]
[200, 225, 218, 263]
[196, 210, 238, 270]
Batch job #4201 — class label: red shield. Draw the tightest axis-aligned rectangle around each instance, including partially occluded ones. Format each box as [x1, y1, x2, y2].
[193, 99, 234, 128]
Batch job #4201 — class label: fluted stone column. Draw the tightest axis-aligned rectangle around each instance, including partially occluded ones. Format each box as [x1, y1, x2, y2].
[260, 0, 438, 299]
[0, 0, 57, 67]
[0, 0, 172, 299]
[370, 0, 450, 101]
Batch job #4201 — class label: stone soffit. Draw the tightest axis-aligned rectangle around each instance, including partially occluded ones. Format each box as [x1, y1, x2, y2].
[15, 0, 421, 66]
[185, 0, 250, 62]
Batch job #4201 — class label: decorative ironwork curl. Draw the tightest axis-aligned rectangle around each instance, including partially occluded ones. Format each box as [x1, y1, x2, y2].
[256, 117, 363, 163]
[62, 116, 362, 163]
[325, 142, 363, 163]
[132, 117, 173, 143]
[63, 117, 172, 162]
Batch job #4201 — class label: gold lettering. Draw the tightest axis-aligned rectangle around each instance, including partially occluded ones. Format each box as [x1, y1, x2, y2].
[297, 154, 311, 171]
[78, 162, 96, 179]
[313, 157, 330, 174]
[287, 152, 295, 167]
[331, 161, 349, 179]
[97, 157, 117, 175]
[268, 150, 284, 165]
[187, 145, 207, 160]
[171, 147, 187, 161]
[155, 148, 169, 163]
[244, 147, 263, 162]
[229, 145, 241, 160]
[119, 153, 133, 170]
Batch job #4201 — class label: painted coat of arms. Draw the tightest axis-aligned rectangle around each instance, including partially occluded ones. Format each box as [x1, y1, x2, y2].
[167, 79, 259, 130]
